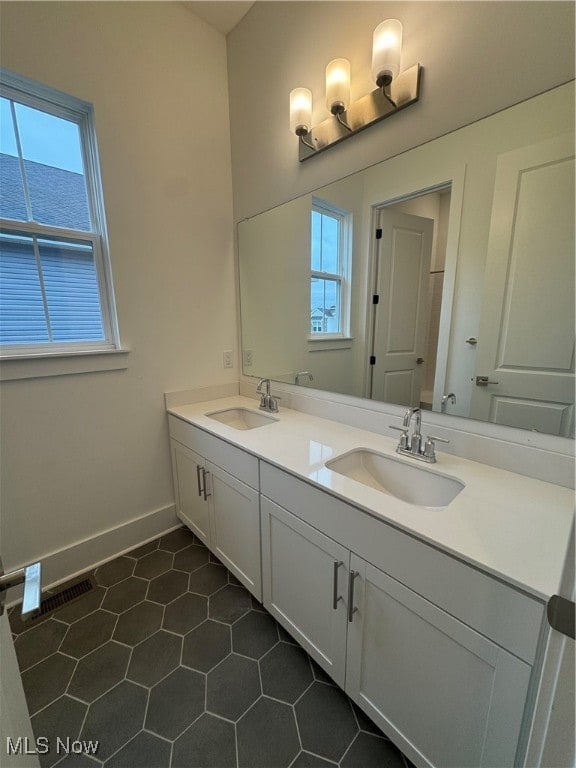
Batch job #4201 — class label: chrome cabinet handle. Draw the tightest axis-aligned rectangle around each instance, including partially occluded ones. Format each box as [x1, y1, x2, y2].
[348, 570, 359, 622]
[0, 561, 42, 618]
[196, 464, 203, 497]
[202, 468, 211, 501]
[332, 561, 343, 609]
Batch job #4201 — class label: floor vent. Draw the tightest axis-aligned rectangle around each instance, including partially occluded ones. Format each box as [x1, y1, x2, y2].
[31, 576, 96, 620]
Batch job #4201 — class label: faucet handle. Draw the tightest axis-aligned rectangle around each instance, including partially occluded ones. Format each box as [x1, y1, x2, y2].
[389, 425, 409, 450]
[426, 435, 449, 444]
[423, 434, 449, 461]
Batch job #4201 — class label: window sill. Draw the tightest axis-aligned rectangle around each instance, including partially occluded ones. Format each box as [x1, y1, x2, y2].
[307, 336, 353, 352]
[0, 348, 130, 381]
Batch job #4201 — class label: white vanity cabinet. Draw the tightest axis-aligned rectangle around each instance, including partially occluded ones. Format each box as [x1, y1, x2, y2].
[170, 440, 211, 544]
[261, 497, 349, 687]
[346, 556, 531, 768]
[260, 462, 542, 768]
[168, 415, 261, 599]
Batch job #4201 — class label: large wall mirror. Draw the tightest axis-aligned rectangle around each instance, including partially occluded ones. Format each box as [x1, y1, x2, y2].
[238, 84, 575, 438]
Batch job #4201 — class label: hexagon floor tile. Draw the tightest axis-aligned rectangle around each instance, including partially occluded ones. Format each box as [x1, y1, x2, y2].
[163, 592, 207, 634]
[182, 619, 231, 672]
[10, 527, 414, 768]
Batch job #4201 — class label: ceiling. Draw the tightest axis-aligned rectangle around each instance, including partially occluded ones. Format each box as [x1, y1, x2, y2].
[183, 2, 255, 35]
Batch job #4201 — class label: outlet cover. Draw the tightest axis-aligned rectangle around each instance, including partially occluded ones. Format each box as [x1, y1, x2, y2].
[223, 350, 233, 369]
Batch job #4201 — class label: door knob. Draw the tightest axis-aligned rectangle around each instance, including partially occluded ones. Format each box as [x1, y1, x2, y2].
[0, 560, 42, 618]
[475, 375, 499, 387]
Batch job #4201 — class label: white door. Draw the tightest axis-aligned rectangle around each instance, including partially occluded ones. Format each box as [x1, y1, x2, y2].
[371, 209, 433, 406]
[469, 134, 575, 436]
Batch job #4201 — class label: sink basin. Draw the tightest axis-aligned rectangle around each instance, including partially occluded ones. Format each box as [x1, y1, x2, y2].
[325, 448, 465, 507]
[206, 407, 277, 431]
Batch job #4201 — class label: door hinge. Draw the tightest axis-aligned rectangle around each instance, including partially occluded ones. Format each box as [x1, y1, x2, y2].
[375, 228, 382, 239]
[372, 294, 379, 305]
[369, 355, 376, 365]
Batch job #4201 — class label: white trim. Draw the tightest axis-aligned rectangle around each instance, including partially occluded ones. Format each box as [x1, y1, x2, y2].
[5, 503, 179, 606]
[0, 348, 130, 381]
[307, 336, 353, 352]
[1, 68, 93, 116]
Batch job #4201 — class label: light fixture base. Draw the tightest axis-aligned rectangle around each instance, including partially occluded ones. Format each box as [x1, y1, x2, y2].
[299, 63, 422, 161]
[330, 102, 346, 115]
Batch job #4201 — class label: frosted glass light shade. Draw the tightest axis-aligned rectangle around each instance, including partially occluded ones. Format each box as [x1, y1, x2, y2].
[372, 19, 403, 87]
[325, 58, 351, 114]
[290, 88, 312, 135]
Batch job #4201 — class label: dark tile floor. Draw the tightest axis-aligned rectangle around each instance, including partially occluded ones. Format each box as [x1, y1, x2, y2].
[10, 527, 415, 768]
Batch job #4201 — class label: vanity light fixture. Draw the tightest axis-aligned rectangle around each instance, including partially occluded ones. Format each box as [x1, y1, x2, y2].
[289, 19, 422, 161]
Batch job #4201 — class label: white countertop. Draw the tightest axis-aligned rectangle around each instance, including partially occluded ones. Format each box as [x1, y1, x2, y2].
[168, 396, 574, 602]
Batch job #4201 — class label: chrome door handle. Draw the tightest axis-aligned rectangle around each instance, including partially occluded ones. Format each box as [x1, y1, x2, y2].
[196, 464, 203, 497]
[332, 561, 343, 610]
[348, 570, 359, 623]
[475, 375, 499, 387]
[0, 561, 42, 618]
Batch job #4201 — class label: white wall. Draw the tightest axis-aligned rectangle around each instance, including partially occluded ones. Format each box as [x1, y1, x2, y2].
[228, 1, 574, 221]
[0, 2, 236, 580]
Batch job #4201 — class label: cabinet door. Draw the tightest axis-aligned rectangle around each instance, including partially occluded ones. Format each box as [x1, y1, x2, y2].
[261, 497, 349, 687]
[208, 462, 261, 600]
[345, 555, 532, 768]
[170, 439, 210, 545]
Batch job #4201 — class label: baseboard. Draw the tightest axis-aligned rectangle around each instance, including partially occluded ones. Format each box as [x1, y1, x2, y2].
[7, 504, 179, 607]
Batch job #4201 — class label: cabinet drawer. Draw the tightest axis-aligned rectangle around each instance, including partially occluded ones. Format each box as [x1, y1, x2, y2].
[260, 462, 543, 664]
[168, 415, 259, 489]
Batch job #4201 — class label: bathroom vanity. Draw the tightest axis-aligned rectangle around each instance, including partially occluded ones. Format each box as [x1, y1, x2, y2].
[166, 395, 573, 768]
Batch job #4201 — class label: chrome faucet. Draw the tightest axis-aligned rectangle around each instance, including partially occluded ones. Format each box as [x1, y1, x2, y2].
[295, 371, 313, 385]
[256, 378, 280, 413]
[404, 407, 422, 455]
[390, 406, 449, 463]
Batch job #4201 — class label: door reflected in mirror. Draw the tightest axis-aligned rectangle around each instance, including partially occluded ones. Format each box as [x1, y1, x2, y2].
[369, 186, 451, 411]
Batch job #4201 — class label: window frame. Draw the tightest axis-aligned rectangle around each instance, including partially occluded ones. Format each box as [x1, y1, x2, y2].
[0, 68, 120, 359]
[309, 197, 352, 341]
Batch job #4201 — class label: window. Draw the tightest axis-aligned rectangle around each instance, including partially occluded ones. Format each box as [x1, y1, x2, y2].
[310, 198, 351, 337]
[0, 70, 119, 357]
